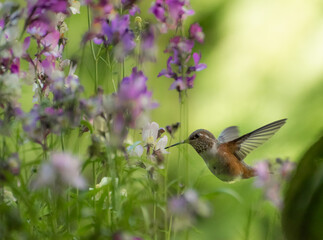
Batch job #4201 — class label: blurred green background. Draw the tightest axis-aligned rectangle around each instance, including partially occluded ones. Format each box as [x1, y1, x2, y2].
[17, 0, 323, 239]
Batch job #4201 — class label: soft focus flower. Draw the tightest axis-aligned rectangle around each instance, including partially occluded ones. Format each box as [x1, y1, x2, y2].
[127, 122, 168, 168]
[139, 25, 157, 63]
[0, 73, 21, 103]
[189, 23, 204, 43]
[0, 153, 20, 181]
[40, 30, 62, 57]
[3, 188, 17, 206]
[166, 122, 180, 138]
[68, 0, 80, 14]
[112, 231, 142, 240]
[89, 177, 127, 201]
[169, 189, 210, 230]
[111, 68, 158, 138]
[127, 141, 144, 157]
[102, 14, 136, 61]
[253, 159, 296, 209]
[22, 104, 64, 146]
[150, 0, 194, 33]
[33, 152, 87, 190]
[26, 0, 69, 38]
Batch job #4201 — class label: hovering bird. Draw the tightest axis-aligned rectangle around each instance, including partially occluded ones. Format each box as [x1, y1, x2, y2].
[165, 119, 287, 182]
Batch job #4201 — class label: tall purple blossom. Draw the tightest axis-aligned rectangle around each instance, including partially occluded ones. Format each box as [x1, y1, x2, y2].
[83, 2, 137, 61]
[150, 0, 194, 33]
[102, 14, 136, 61]
[158, 35, 206, 92]
[139, 25, 158, 63]
[103, 67, 158, 146]
[25, 0, 69, 38]
[115, 67, 157, 128]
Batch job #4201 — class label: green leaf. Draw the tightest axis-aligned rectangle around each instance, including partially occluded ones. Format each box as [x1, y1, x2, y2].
[282, 135, 323, 240]
[202, 188, 243, 204]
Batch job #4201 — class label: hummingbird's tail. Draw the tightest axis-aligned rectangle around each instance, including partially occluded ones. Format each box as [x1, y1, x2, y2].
[242, 165, 256, 179]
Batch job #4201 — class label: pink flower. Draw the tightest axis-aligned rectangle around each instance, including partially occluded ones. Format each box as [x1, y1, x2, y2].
[253, 159, 296, 209]
[189, 23, 205, 43]
[34, 152, 87, 190]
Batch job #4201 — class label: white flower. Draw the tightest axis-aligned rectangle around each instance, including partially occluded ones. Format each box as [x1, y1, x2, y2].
[128, 145, 144, 157]
[69, 0, 80, 14]
[142, 122, 168, 153]
[142, 122, 159, 146]
[156, 135, 168, 154]
[89, 177, 127, 201]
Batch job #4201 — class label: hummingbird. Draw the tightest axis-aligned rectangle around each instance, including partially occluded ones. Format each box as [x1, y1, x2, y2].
[165, 119, 287, 182]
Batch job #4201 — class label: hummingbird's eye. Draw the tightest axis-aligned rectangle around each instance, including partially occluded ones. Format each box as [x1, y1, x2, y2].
[194, 133, 199, 139]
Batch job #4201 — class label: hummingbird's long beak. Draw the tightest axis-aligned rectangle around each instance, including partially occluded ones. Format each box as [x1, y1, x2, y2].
[165, 139, 188, 149]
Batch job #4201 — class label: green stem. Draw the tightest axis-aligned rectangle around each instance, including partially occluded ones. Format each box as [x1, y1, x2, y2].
[167, 215, 173, 240]
[60, 131, 65, 152]
[164, 138, 172, 239]
[87, 6, 100, 94]
[153, 191, 157, 240]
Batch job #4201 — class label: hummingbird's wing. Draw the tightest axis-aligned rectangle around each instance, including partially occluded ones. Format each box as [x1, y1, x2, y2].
[218, 126, 240, 143]
[229, 119, 287, 161]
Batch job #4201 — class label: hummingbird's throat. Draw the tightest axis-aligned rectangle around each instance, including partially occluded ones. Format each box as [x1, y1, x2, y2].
[192, 139, 214, 154]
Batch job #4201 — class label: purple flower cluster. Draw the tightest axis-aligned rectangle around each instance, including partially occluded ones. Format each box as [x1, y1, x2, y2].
[253, 158, 296, 209]
[150, 0, 195, 33]
[83, 0, 140, 61]
[0, 3, 26, 134]
[0, 0, 204, 157]
[105, 68, 158, 145]
[150, 0, 207, 92]
[158, 33, 206, 92]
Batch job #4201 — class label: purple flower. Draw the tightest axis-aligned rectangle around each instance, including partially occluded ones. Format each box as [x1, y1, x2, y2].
[150, 0, 166, 23]
[253, 159, 296, 209]
[129, 5, 140, 16]
[33, 152, 87, 190]
[189, 23, 205, 43]
[108, 68, 158, 144]
[26, 0, 69, 38]
[158, 35, 206, 92]
[187, 52, 207, 73]
[167, 0, 194, 25]
[157, 56, 177, 78]
[101, 14, 136, 61]
[139, 25, 157, 62]
[150, 0, 194, 32]
[26, 17, 53, 38]
[121, 0, 141, 16]
[27, 0, 68, 15]
[22, 104, 65, 146]
[165, 122, 180, 138]
[169, 78, 185, 91]
[40, 30, 61, 57]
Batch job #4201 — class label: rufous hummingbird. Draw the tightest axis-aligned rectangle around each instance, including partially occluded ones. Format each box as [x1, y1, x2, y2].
[165, 119, 287, 182]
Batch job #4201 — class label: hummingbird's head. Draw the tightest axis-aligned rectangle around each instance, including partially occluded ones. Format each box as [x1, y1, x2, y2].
[165, 129, 216, 154]
[187, 129, 216, 153]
